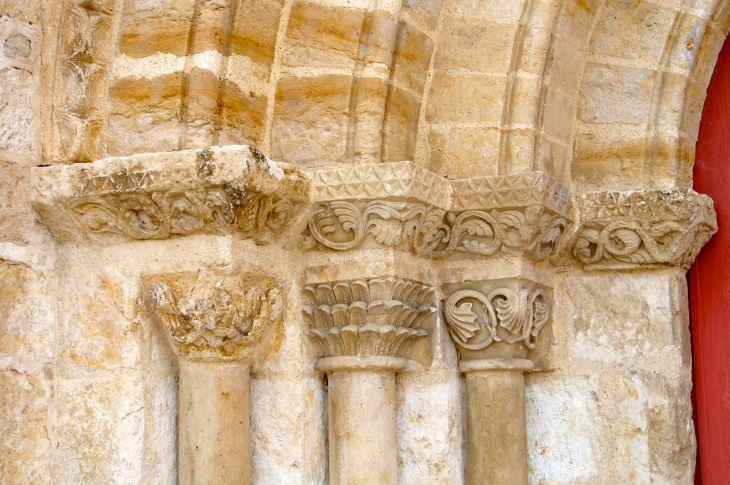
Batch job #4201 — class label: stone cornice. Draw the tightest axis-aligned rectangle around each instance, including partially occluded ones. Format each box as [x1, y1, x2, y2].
[143, 270, 284, 362]
[31, 145, 310, 244]
[301, 163, 572, 261]
[558, 188, 717, 271]
[30, 145, 717, 272]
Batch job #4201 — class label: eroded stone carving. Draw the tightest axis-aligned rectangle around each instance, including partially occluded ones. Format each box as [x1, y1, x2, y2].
[144, 271, 283, 360]
[302, 278, 436, 359]
[50, 0, 116, 163]
[31, 145, 310, 244]
[564, 189, 717, 270]
[445, 281, 550, 352]
[416, 205, 568, 260]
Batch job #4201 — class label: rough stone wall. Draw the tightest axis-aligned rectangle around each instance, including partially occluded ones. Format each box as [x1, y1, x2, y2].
[0, 0, 727, 484]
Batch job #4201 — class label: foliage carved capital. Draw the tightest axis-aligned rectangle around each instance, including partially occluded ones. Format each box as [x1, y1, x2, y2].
[31, 145, 310, 244]
[143, 270, 284, 361]
[444, 278, 551, 360]
[302, 277, 436, 361]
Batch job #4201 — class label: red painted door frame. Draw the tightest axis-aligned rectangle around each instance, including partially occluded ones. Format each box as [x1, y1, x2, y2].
[690, 31, 730, 485]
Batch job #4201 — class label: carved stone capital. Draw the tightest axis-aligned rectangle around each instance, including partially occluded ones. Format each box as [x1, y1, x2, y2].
[31, 145, 310, 244]
[302, 277, 436, 362]
[443, 278, 552, 361]
[143, 270, 284, 361]
[563, 189, 717, 271]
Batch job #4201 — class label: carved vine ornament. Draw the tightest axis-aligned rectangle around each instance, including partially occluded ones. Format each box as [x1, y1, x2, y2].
[31, 147, 717, 271]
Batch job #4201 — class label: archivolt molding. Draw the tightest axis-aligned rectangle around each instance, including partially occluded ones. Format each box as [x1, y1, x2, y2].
[560, 189, 717, 271]
[143, 270, 284, 361]
[301, 277, 436, 362]
[30, 145, 310, 244]
[444, 278, 551, 359]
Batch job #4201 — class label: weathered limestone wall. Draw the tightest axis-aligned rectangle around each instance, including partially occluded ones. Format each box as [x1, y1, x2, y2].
[0, 3, 55, 484]
[0, 0, 727, 484]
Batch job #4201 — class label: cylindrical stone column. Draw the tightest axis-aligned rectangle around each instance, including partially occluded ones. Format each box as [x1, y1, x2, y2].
[302, 275, 437, 485]
[443, 279, 552, 485]
[319, 356, 407, 485]
[178, 361, 251, 485]
[145, 272, 284, 485]
[460, 359, 533, 485]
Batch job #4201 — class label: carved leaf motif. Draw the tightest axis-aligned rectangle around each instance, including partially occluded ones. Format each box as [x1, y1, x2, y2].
[444, 285, 551, 351]
[445, 301, 480, 342]
[302, 278, 435, 358]
[147, 276, 283, 358]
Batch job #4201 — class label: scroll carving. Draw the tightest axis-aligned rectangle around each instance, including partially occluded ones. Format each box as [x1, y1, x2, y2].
[445, 285, 550, 351]
[51, 0, 116, 163]
[146, 273, 283, 359]
[302, 278, 436, 358]
[31, 146, 310, 244]
[416, 206, 568, 260]
[566, 189, 717, 270]
[301, 167, 571, 261]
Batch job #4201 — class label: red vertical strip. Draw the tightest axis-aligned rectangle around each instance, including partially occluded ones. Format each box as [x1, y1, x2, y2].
[691, 32, 730, 485]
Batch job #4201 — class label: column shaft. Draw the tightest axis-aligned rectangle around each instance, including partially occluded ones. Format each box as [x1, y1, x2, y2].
[178, 361, 251, 485]
[465, 370, 528, 485]
[327, 369, 399, 485]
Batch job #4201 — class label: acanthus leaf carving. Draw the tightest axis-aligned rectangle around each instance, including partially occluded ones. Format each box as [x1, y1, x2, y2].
[302, 278, 436, 359]
[444, 284, 550, 352]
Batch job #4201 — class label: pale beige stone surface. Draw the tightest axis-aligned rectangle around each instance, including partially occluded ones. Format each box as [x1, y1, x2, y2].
[3, 0, 729, 482]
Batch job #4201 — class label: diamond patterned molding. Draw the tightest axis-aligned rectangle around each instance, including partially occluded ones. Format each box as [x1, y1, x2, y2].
[30, 146, 717, 270]
[311, 161, 453, 210]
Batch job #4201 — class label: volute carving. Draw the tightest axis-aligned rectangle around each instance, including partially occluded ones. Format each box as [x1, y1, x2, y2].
[143, 271, 284, 360]
[302, 278, 436, 359]
[444, 282, 550, 352]
[301, 166, 572, 261]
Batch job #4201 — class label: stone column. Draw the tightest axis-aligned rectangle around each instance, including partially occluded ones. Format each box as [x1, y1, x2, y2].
[145, 270, 284, 485]
[443, 277, 552, 485]
[302, 276, 436, 485]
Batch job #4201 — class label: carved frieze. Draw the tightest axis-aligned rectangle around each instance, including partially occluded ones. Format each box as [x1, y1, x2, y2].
[443, 278, 552, 361]
[31, 145, 310, 244]
[563, 189, 717, 270]
[302, 278, 436, 360]
[301, 166, 572, 261]
[50, 0, 117, 163]
[300, 162, 452, 252]
[144, 270, 284, 360]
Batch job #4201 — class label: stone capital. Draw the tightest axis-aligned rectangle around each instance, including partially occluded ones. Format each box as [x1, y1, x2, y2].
[302, 276, 437, 366]
[442, 277, 552, 362]
[562, 188, 717, 271]
[143, 269, 284, 362]
[31, 145, 310, 244]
